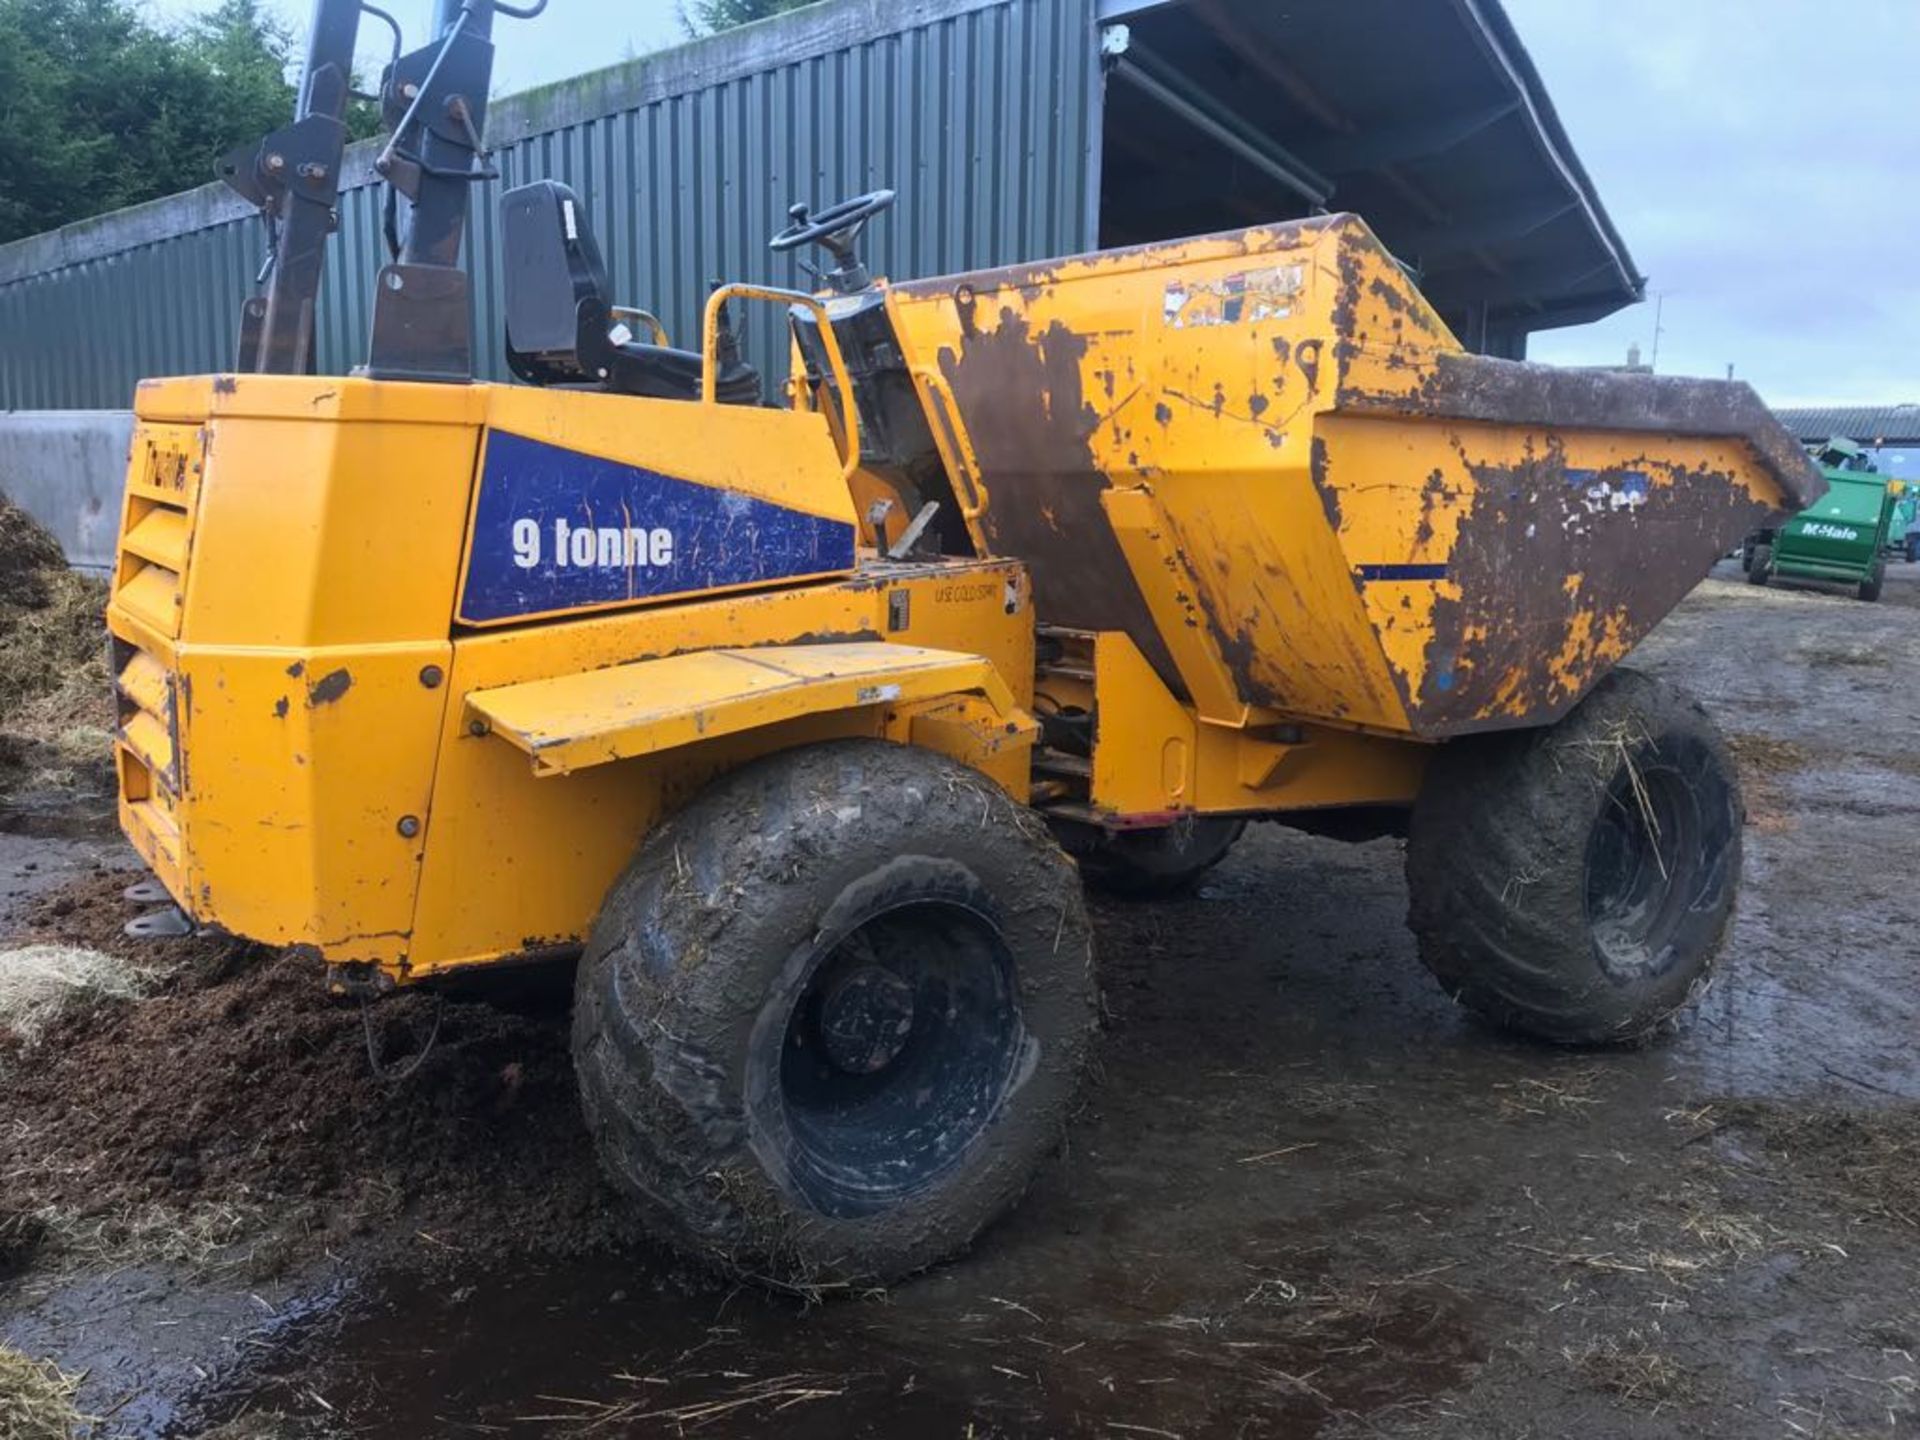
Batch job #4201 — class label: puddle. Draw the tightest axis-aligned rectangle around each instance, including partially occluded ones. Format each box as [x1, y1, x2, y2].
[2, 1265, 355, 1437]
[187, 1237, 1489, 1438]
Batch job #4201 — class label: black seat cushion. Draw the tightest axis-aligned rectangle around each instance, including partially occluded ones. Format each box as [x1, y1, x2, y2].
[606, 340, 762, 406]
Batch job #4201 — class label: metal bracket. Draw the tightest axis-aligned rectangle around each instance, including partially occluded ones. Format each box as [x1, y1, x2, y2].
[125, 906, 195, 939]
[888, 502, 942, 559]
[367, 264, 473, 381]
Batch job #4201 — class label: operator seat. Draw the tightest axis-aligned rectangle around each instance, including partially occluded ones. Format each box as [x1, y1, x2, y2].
[502, 180, 761, 405]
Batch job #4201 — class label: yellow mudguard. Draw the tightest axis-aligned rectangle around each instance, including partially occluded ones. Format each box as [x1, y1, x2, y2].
[465, 641, 1022, 776]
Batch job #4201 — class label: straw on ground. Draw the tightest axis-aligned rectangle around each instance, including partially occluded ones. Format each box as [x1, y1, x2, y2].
[0, 944, 161, 1047]
[0, 1343, 88, 1440]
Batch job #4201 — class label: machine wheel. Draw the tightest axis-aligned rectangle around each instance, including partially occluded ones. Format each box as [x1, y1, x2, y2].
[1069, 817, 1245, 897]
[1404, 668, 1741, 1046]
[1745, 541, 1771, 585]
[572, 739, 1095, 1286]
[1857, 559, 1885, 602]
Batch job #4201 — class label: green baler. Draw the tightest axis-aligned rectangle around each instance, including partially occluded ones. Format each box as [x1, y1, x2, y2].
[1745, 437, 1901, 601]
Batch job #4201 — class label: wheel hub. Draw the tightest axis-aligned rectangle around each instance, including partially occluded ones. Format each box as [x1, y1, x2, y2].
[815, 964, 916, 1074]
[776, 897, 1023, 1218]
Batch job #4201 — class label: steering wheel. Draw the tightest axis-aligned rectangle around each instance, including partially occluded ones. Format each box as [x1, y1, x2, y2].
[770, 190, 896, 254]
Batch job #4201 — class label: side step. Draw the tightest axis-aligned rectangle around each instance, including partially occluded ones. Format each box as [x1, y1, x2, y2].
[1032, 750, 1091, 780]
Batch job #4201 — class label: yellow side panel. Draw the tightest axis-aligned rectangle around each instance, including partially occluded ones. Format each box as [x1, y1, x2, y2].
[114, 376, 475, 960]
[469, 642, 1013, 776]
[476, 385, 854, 523]
[1091, 632, 1201, 815]
[1317, 415, 1776, 731]
[902, 691, 1037, 796]
[1191, 722, 1429, 814]
[406, 561, 1033, 976]
[173, 645, 450, 961]
[880, 217, 1426, 735]
[182, 416, 476, 648]
[1086, 631, 1429, 818]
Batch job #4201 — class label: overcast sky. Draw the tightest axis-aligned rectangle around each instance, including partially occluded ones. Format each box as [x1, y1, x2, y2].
[1506, 0, 1917, 405]
[149, 0, 1915, 406]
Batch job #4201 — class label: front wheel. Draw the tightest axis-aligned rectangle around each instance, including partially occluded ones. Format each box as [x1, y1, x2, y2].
[1404, 668, 1741, 1045]
[572, 740, 1095, 1286]
[1858, 558, 1885, 602]
[1746, 541, 1772, 585]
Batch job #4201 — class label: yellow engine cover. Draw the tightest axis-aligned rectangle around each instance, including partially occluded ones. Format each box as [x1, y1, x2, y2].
[108, 374, 1033, 982]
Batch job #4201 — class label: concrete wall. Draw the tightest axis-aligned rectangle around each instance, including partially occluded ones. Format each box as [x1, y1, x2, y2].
[0, 412, 133, 571]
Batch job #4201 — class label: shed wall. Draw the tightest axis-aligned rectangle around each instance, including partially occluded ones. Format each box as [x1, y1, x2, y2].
[0, 0, 1098, 409]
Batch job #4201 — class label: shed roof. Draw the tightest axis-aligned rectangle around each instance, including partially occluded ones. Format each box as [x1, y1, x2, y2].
[1097, 0, 1645, 354]
[1773, 405, 1920, 447]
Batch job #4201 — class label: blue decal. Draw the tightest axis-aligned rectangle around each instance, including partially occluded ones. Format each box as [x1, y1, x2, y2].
[1355, 563, 1449, 582]
[1565, 467, 1651, 504]
[460, 430, 856, 623]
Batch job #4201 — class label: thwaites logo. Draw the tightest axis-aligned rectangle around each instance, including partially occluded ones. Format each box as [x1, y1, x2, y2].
[459, 431, 856, 624]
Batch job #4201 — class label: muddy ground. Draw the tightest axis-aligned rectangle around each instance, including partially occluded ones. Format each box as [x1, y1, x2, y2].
[3, 560, 1918, 1439]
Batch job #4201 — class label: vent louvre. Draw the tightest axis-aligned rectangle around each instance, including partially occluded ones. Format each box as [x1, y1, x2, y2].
[111, 424, 202, 639]
[110, 420, 204, 898]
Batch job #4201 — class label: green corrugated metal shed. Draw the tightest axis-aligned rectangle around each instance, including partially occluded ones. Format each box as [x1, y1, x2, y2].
[0, 0, 1099, 406]
[0, 0, 1645, 407]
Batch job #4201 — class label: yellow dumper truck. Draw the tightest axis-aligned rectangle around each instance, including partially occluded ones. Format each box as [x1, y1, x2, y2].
[107, 0, 1822, 1283]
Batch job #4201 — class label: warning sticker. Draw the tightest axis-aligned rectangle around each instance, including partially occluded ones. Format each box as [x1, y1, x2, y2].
[1161, 263, 1305, 329]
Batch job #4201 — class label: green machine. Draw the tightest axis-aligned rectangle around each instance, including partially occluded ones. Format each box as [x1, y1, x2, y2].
[1744, 437, 1902, 601]
[1894, 484, 1920, 564]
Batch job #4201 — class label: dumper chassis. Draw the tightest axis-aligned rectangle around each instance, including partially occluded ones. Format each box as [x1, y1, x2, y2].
[103, 0, 1823, 1284]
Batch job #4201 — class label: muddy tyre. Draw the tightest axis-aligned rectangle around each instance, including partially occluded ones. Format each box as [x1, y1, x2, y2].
[1404, 668, 1741, 1045]
[1858, 559, 1885, 603]
[1068, 817, 1245, 897]
[1746, 542, 1771, 584]
[572, 739, 1095, 1287]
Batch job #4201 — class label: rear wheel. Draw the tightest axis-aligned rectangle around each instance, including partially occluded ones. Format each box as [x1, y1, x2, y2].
[1065, 816, 1245, 897]
[1746, 541, 1772, 585]
[572, 740, 1095, 1286]
[1858, 558, 1885, 602]
[1404, 668, 1741, 1045]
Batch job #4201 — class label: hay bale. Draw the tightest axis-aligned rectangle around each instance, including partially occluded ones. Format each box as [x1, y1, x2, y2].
[0, 944, 160, 1046]
[0, 1344, 86, 1440]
